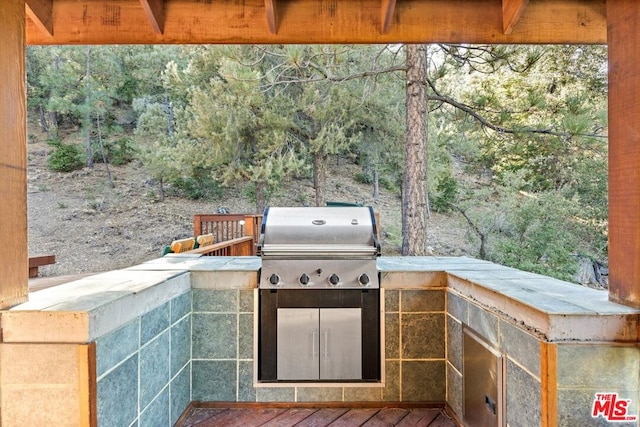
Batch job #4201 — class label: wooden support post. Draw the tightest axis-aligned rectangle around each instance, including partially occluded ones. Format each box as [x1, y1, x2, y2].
[244, 215, 256, 239]
[0, 0, 28, 309]
[193, 214, 203, 237]
[540, 342, 558, 427]
[607, 0, 640, 308]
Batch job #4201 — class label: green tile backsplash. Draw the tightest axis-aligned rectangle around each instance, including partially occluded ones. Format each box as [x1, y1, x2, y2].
[92, 274, 639, 427]
[95, 290, 192, 427]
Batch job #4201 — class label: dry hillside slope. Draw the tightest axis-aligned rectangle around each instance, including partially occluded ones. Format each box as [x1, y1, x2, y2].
[27, 139, 473, 277]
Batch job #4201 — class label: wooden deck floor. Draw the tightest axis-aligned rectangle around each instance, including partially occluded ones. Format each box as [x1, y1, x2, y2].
[178, 406, 457, 427]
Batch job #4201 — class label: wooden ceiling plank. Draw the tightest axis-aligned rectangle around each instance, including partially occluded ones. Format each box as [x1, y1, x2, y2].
[503, 0, 530, 34]
[139, 0, 164, 34]
[25, 0, 53, 36]
[381, 0, 397, 34]
[265, 0, 277, 34]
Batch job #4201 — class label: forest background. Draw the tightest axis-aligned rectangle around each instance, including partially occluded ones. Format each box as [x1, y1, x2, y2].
[25, 44, 609, 287]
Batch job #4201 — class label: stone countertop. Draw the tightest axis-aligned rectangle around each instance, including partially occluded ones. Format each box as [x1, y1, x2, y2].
[380, 256, 638, 314]
[126, 255, 261, 271]
[380, 256, 639, 341]
[2, 269, 191, 343]
[2, 255, 639, 344]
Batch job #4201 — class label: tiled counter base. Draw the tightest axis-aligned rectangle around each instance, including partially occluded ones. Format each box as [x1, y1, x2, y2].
[1, 255, 639, 427]
[0, 269, 192, 426]
[389, 257, 640, 427]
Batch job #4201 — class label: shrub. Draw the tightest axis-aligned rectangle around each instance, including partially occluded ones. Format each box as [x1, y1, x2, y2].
[241, 182, 273, 205]
[92, 137, 137, 166]
[354, 171, 373, 184]
[379, 176, 396, 191]
[167, 173, 223, 200]
[47, 137, 84, 172]
[431, 174, 458, 212]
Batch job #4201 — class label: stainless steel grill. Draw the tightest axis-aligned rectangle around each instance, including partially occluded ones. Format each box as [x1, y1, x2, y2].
[258, 206, 381, 288]
[257, 206, 382, 382]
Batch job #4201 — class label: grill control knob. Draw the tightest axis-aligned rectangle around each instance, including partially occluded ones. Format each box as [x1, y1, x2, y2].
[358, 273, 370, 286]
[268, 273, 281, 286]
[328, 274, 340, 286]
[299, 273, 311, 286]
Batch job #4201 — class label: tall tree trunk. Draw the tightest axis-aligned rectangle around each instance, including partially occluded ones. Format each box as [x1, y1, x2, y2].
[255, 180, 267, 214]
[402, 44, 429, 256]
[314, 150, 328, 207]
[165, 93, 175, 135]
[47, 111, 58, 137]
[373, 168, 380, 201]
[47, 54, 60, 138]
[159, 177, 165, 202]
[85, 46, 94, 169]
[95, 112, 115, 188]
[38, 106, 49, 134]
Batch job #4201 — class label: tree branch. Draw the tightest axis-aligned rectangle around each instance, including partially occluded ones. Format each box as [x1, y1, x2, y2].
[450, 203, 488, 260]
[259, 64, 408, 90]
[427, 93, 607, 140]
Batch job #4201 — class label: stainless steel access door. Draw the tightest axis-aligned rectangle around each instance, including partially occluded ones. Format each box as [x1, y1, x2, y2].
[463, 327, 504, 427]
[277, 308, 362, 381]
[320, 308, 362, 380]
[277, 308, 319, 380]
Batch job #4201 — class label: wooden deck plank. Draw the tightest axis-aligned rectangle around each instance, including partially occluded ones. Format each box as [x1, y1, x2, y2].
[362, 407, 410, 426]
[193, 408, 287, 427]
[261, 408, 320, 427]
[428, 412, 457, 426]
[394, 408, 441, 427]
[295, 408, 350, 427]
[178, 406, 457, 427]
[329, 408, 380, 426]
[181, 408, 229, 427]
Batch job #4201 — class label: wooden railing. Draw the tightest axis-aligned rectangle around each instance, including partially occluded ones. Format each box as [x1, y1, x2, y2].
[185, 236, 255, 256]
[28, 254, 56, 278]
[190, 210, 380, 257]
[193, 213, 262, 253]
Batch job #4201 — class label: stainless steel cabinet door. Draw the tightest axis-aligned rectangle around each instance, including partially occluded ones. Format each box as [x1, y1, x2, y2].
[277, 308, 319, 380]
[463, 328, 504, 427]
[320, 308, 362, 380]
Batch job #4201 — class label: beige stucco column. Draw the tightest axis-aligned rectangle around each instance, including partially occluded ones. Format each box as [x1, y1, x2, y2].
[0, 0, 28, 309]
[607, 1, 640, 309]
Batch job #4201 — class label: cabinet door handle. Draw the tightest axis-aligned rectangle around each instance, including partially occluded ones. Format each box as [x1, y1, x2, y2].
[323, 329, 329, 359]
[312, 329, 318, 360]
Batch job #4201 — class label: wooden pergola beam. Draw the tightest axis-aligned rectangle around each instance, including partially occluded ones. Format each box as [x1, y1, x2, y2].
[25, 0, 606, 45]
[139, 0, 164, 35]
[381, 0, 396, 34]
[25, 0, 52, 36]
[502, 0, 529, 34]
[265, 0, 277, 35]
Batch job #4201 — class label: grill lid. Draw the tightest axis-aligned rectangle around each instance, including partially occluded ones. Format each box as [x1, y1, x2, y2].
[258, 206, 380, 288]
[257, 206, 381, 259]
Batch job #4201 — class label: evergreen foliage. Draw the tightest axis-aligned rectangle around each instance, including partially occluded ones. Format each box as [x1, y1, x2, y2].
[26, 44, 610, 284]
[92, 136, 137, 166]
[46, 137, 84, 172]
